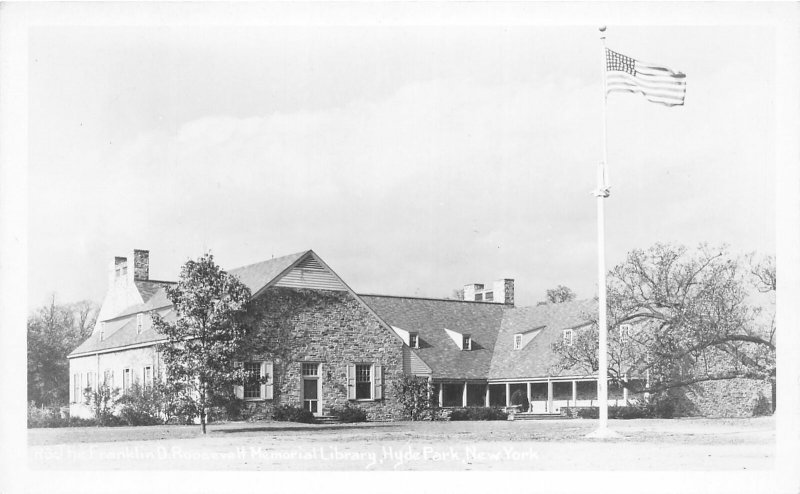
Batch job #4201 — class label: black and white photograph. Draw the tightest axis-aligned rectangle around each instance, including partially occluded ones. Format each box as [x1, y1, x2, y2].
[1, 2, 798, 493]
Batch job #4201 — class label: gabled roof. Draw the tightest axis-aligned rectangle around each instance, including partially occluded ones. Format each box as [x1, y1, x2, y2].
[70, 307, 176, 356]
[488, 299, 597, 380]
[228, 250, 310, 294]
[359, 295, 506, 380]
[70, 249, 358, 357]
[135, 280, 175, 303]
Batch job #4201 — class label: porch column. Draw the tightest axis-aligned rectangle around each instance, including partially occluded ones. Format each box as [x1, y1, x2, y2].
[572, 380, 577, 406]
[505, 383, 511, 407]
[462, 381, 468, 407]
[547, 379, 553, 413]
[623, 374, 629, 403]
[526, 382, 532, 412]
[485, 384, 490, 407]
[438, 382, 443, 407]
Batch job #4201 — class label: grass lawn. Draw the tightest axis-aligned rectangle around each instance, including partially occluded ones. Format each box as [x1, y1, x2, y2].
[28, 416, 774, 471]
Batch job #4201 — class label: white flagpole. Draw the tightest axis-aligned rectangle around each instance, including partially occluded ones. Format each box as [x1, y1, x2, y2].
[587, 25, 619, 439]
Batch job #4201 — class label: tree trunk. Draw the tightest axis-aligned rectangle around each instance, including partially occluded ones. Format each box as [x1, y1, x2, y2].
[199, 380, 207, 434]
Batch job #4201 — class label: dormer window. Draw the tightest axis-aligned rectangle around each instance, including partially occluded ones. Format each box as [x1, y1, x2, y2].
[136, 314, 143, 334]
[563, 329, 573, 346]
[409, 332, 419, 349]
[619, 324, 632, 343]
[514, 333, 522, 350]
[462, 335, 472, 351]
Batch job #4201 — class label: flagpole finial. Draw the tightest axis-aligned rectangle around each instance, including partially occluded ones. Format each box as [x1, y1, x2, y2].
[599, 26, 606, 32]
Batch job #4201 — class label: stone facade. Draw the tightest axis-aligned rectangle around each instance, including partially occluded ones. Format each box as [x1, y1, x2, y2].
[239, 287, 405, 421]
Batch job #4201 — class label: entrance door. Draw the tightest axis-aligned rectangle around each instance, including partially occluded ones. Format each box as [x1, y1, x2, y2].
[302, 363, 320, 415]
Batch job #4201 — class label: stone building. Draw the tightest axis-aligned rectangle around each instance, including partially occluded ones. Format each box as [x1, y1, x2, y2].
[67, 248, 772, 420]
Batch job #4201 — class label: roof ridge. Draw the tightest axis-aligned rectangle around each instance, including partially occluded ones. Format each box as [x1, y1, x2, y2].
[358, 293, 509, 306]
[228, 250, 311, 273]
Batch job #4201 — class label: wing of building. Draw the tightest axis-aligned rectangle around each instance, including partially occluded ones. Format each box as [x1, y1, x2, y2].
[67, 248, 770, 420]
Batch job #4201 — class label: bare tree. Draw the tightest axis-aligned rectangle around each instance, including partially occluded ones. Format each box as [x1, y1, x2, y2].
[551, 243, 775, 394]
[545, 285, 576, 304]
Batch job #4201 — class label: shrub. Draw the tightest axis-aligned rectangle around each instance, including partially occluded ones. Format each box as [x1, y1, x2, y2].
[27, 403, 106, 428]
[392, 375, 436, 421]
[272, 404, 315, 423]
[330, 403, 367, 423]
[510, 390, 530, 412]
[448, 407, 508, 421]
[208, 392, 246, 422]
[84, 384, 121, 426]
[751, 391, 773, 417]
[114, 383, 166, 426]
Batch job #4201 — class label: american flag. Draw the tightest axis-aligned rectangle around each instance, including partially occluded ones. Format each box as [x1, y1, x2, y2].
[605, 48, 686, 107]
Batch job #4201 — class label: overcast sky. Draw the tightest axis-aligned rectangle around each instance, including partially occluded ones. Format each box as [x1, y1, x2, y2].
[27, 21, 775, 309]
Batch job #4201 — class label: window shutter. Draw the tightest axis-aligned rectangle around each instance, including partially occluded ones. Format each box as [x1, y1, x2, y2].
[346, 364, 356, 400]
[233, 361, 244, 399]
[265, 361, 274, 399]
[317, 363, 324, 412]
[373, 364, 383, 400]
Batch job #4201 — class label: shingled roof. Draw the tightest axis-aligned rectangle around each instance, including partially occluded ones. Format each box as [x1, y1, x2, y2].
[70, 307, 176, 356]
[69, 250, 311, 357]
[488, 299, 597, 379]
[228, 251, 309, 294]
[359, 295, 506, 379]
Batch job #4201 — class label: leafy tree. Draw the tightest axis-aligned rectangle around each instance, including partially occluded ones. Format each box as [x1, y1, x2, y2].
[545, 285, 576, 304]
[27, 296, 98, 406]
[551, 243, 775, 395]
[152, 253, 256, 434]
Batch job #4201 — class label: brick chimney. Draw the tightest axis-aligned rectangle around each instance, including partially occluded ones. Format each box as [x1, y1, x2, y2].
[462, 279, 514, 305]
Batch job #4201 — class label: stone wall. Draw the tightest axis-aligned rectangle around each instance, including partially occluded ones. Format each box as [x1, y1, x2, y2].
[240, 287, 405, 421]
[670, 378, 774, 417]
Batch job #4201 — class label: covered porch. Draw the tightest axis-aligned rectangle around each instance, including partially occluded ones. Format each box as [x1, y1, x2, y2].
[431, 378, 635, 414]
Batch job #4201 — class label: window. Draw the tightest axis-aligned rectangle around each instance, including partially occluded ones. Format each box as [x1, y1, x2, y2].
[563, 329, 573, 346]
[136, 314, 143, 334]
[143, 366, 153, 390]
[302, 363, 319, 376]
[514, 333, 522, 350]
[619, 324, 632, 343]
[244, 362, 262, 399]
[103, 369, 114, 389]
[484, 291, 494, 302]
[474, 293, 483, 301]
[409, 333, 419, 348]
[86, 372, 96, 393]
[73, 373, 80, 403]
[355, 364, 372, 400]
[462, 335, 472, 351]
[123, 368, 132, 393]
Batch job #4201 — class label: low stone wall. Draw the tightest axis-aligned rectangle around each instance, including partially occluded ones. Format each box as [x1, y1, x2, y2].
[669, 378, 774, 417]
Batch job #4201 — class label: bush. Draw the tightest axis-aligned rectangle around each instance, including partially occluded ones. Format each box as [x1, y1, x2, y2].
[330, 403, 367, 423]
[510, 390, 529, 412]
[114, 383, 166, 426]
[751, 391, 773, 417]
[272, 404, 315, 423]
[448, 407, 508, 421]
[27, 403, 107, 428]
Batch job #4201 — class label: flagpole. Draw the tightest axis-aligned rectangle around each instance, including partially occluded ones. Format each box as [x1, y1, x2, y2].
[587, 25, 618, 439]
